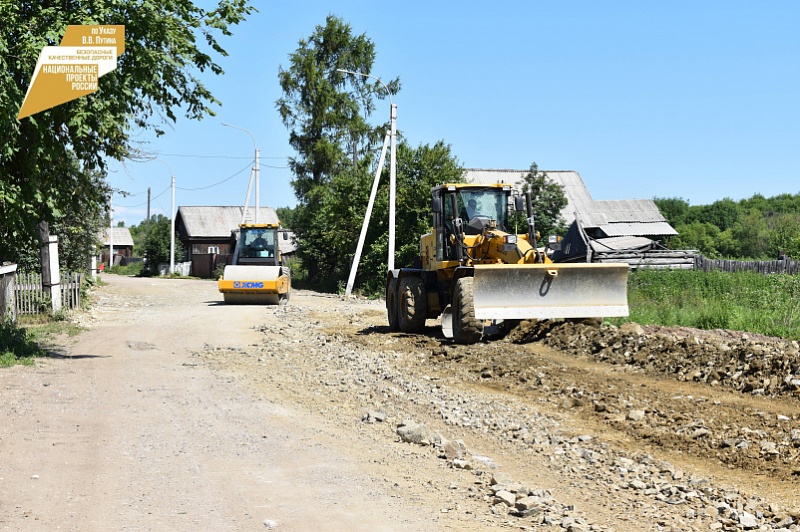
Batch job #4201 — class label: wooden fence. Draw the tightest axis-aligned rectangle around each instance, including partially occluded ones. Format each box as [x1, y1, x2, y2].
[694, 256, 800, 275]
[593, 250, 696, 270]
[14, 272, 83, 315]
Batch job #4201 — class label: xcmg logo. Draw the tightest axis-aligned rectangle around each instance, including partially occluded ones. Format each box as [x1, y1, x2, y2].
[233, 281, 264, 289]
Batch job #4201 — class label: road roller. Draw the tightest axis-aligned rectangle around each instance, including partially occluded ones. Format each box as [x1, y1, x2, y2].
[217, 223, 291, 304]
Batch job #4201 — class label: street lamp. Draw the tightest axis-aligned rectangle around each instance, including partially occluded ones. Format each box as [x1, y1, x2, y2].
[337, 68, 397, 272]
[222, 122, 260, 224]
[148, 159, 176, 275]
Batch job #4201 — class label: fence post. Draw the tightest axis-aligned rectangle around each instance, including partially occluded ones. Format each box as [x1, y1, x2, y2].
[39, 222, 62, 314]
[0, 263, 18, 323]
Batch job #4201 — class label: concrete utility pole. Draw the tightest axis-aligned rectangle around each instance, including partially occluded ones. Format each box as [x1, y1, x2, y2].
[222, 123, 260, 223]
[170, 172, 175, 274]
[38, 222, 61, 314]
[343, 130, 391, 296]
[109, 193, 114, 267]
[146, 187, 151, 237]
[148, 159, 176, 275]
[336, 68, 397, 272]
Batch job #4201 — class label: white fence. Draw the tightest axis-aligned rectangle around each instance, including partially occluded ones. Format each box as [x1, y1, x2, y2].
[157, 261, 192, 276]
[15, 272, 83, 315]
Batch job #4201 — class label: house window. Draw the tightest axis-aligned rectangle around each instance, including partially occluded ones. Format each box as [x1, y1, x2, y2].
[207, 246, 220, 254]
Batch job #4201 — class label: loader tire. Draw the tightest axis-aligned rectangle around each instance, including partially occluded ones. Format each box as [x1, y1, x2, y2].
[398, 277, 427, 333]
[386, 277, 400, 331]
[453, 277, 483, 344]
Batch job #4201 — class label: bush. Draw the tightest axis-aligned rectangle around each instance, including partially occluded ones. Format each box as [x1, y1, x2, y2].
[0, 318, 42, 367]
[107, 261, 144, 276]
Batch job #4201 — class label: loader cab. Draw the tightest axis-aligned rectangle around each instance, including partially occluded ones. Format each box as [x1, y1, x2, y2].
[233, 224, 280, 266]
[431, 184, 512, 262]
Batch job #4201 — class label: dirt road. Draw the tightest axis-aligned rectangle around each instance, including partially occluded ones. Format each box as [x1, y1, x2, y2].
[3, 274, 800, 531]
[0, 276, 443, 531]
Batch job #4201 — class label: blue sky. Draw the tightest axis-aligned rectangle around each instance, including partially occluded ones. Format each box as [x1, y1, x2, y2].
[108, 1, 800, 226]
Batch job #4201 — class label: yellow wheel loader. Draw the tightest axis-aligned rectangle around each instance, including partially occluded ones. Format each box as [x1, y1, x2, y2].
[218, 223, 291, 304]
[385, 183, 629, 343]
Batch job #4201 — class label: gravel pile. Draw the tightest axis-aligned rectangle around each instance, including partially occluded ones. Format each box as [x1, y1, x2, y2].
[200, 297, 800, 531]
[509, 320, 800, 398]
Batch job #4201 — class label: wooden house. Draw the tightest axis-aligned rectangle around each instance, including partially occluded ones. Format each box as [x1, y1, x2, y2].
[99, 227, 135, 266]
[174, 206, 295, 278]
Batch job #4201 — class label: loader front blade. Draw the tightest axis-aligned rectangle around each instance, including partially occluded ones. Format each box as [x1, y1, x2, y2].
[471, 263, 629, 320]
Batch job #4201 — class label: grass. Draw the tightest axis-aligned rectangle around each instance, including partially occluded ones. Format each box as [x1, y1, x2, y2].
[612, 269, 800, 340]
[1, 318, 44, 367]
[0, 314, 84, 368]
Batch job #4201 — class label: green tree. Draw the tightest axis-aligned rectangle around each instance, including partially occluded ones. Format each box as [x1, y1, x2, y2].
[693, 198, 741, 231]
[276, 14, 399, 201]
[741, 192, 800, 216]
[141, 214, 184, 274]
[727, 209, 770, 258]
[510, 163, 568, 237]
[11, 166, 110, 272]
[767, 213, 800, 259]
[654, 197, 691, 227]
[276, 14, 400, 287]
[275, 206, 296, 229]
[672, 221, 724, 257]
[1, 1, 254, 265]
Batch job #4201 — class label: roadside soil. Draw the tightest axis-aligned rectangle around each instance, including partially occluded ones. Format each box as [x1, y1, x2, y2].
[2, 274, 800, 531]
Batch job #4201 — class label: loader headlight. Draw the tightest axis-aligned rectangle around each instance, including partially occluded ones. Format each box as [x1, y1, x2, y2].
[502, 234, 518, 253]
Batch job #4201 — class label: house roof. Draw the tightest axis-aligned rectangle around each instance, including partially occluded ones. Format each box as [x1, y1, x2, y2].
[464, 169, 589, 226]
[100, 227, 134, 247]
[464, 168, 677, 237]
[177, 206, 280, 238]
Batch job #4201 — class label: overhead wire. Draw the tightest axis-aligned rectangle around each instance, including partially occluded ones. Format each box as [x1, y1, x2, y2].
[111, 151, 291, 203]
[176, 161, 252, 191]
[114, 184, 172, 208]
[156, 151, 287, 161]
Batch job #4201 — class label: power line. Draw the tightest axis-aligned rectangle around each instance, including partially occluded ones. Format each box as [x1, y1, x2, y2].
[114, 157, 292, 200]
[156, 152, 289, 160]
[176, 162, 252, 191]
[115, 184, 171, 208]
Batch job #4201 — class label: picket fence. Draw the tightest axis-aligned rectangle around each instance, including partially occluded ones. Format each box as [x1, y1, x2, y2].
[15, 272, 83, 315]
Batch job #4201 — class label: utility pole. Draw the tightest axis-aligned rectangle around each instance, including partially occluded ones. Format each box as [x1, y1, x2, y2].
[146, 187, 151, 236]
[109, 193, 114, 266]
[222, 123, 260, 223]
[336, 68, 397, 272]
[170, 172, 175, 274]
